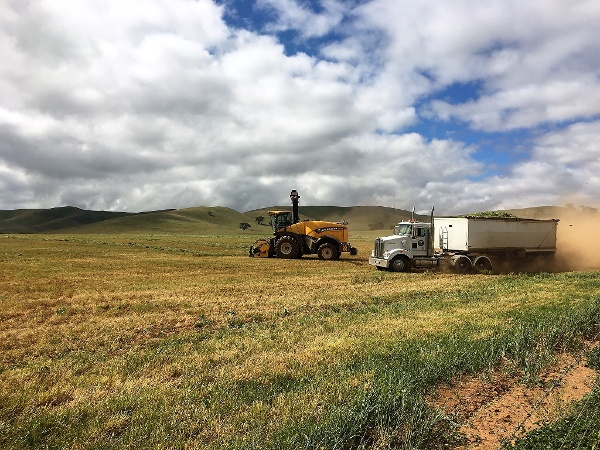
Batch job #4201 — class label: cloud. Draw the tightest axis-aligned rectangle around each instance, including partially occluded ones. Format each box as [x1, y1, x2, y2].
[428, 78, 600, 131]
[256, 0, 348, 38]
[357, 0, 600, 130]
[0, 0, 599, 214]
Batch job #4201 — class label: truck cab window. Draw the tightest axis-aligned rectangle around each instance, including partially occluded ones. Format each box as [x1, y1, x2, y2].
[396, 224, 412, 236]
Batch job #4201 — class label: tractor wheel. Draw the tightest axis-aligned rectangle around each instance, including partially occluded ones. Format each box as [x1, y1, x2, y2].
[317, 243, 339, 260]
[275, 236, 300, 259]
[390, 255, 410, 272]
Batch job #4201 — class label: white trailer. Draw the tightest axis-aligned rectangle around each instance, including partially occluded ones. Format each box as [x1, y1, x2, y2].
[434, 217, 557, 253]
[368, 215, 558, 273]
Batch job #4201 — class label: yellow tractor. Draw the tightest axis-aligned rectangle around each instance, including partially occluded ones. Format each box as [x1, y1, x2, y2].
[249, 190, 358, 260]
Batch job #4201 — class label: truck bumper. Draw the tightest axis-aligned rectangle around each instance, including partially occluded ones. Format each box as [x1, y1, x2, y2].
[368, 256, 389, 269]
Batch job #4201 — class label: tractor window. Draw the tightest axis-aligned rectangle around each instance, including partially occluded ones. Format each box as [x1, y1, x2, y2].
[271, 212, 292, 231]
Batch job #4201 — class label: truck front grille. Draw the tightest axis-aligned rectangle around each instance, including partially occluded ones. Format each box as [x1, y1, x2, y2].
[374, 238, 385, 258]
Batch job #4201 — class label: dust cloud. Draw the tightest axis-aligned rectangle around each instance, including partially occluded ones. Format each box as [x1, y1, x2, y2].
[503, 205, 600, 273]
[554, 210, 600, 271]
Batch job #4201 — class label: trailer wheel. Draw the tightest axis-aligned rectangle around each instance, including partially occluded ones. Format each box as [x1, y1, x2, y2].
[452, 255, 472, 273]
[317, 242, 338, 260]
[390, 255, 410, 272]
[473, 256, 493, 273]
[276, 236, 300, 258]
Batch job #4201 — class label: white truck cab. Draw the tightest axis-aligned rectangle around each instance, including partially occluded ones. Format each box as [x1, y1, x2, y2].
[368, 221, 435, 272]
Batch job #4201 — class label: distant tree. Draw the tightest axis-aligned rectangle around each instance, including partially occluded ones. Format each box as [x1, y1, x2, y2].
[239, 222, 251, 230]
[255, 216, 265, 225]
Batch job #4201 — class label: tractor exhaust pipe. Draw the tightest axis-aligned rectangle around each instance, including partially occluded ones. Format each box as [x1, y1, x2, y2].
[290, 189, 300, 224]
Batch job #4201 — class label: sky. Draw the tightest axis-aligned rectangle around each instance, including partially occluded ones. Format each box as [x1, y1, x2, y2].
[1, 0, 600, 214]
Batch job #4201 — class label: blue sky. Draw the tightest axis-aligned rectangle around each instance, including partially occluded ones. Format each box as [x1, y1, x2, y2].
[1, 0, 599, 214]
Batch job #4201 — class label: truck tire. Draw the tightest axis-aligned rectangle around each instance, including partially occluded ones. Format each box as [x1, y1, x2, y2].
[276, 236, 300, 258]
[317, 242, 339, 260]
[452, 255, 472, 273]
[390, 255, 410, 272]
[473, 255, 493, 273]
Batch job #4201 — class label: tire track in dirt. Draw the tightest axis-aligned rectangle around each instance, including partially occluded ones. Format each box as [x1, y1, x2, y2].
[432, 350, 598, 449]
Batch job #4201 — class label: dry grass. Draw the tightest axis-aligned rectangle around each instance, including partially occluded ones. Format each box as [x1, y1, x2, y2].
[1, 233, 600, 449]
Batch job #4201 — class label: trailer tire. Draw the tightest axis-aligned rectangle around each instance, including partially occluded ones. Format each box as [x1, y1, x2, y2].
[452, 255, 472, 273]
[276, 236, 300, 259]
[473, 255, 493, 273]
[390, 255, 410, 272]
[317, 242, 338, 260]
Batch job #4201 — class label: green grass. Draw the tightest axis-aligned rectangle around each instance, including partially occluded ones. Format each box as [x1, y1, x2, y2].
[1, 233, 599, 449]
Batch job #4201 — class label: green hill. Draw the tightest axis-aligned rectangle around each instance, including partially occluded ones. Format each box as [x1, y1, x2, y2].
[56, 206, 258, 234]
[2, 204, 587, 235]
[0, 206, 130, 233]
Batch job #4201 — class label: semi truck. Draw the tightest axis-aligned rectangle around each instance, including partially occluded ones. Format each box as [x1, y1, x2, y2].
[368, 210, 558, 273]
[249, 190, 358, 260]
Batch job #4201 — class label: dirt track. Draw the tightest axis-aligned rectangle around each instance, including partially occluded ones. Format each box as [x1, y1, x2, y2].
[433, 347, 598, 449]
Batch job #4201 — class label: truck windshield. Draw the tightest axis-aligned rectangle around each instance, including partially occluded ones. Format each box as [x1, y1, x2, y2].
[395, 224, 412, 236]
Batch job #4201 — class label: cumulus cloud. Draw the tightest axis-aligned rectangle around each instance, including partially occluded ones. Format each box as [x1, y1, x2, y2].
[0, 0, 599, 214]
[256, 0, 348, 38]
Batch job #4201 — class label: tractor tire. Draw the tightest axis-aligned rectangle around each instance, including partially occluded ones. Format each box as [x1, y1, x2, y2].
[317, 242, 339, 260]
[275, 236, 300, 259]
[389, 255, 410, 272]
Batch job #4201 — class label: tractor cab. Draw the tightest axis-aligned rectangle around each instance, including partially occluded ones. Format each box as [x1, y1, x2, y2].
[268, 211, 293, 232]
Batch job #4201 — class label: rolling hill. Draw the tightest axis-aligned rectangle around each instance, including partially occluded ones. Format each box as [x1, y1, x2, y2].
[1, 204, 596, 234]
[0, 206, 131, 233]
[0, 205, 415, 234]
[40, 206, 260, 235]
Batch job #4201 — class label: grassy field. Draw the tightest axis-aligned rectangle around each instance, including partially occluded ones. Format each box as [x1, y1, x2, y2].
[1, 231, 600, 449]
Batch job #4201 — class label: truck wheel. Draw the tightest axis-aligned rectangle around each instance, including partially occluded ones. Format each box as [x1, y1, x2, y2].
[317, 243, 338, 260]
[452, 255, 472, 273]
[473, 256, 493, 273]
[390, 256, 410, 272]
[276, 236, 300, 258]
